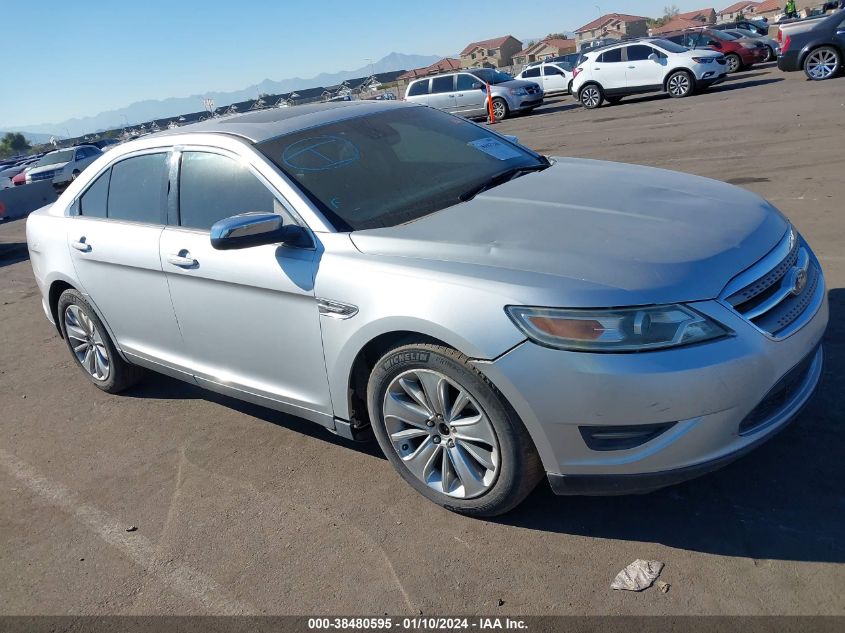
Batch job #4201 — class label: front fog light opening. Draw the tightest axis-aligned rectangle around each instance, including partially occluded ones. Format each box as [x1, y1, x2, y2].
[579, 422, 676, 451]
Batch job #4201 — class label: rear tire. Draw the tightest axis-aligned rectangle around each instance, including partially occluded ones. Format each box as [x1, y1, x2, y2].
[803, 46, 841, 80]
[725, 53, 742, 74]
[666, 70, 694, 98]
[57, 289, 144, 394]
[367, 342, 544, 517]
[579, 84, 604, 109]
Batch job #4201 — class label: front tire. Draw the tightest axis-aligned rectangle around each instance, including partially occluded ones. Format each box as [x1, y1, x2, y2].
[579, 84, 604, 109]
[57, 289, 144, 393]
[491, 98, 509, 121]
[804, 46, 841, 80]
[367, 343, 543, 517]
[666, 70, 694, 98]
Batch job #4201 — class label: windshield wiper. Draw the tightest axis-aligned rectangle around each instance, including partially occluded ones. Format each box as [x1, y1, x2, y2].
[459, 163, 549, 202]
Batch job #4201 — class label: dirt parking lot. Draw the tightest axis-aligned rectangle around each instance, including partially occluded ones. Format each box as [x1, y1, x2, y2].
[1, 62, 844, 617]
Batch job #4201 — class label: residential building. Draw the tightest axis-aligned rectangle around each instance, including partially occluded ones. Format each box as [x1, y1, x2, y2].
[397, 58, 461, 81]
[651, 8, 716, 35]
[717, 2, 760, 22]
[754, 0, 784, 19]
[574, 13, 649, 45]
[513, 38, 577, 65]
[459, 35, 523, 68]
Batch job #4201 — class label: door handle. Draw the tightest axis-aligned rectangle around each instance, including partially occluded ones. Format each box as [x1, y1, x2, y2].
[457, 93, 464, 96]
[628, 66, 636, 69]
[71, 238, 91, 252]
[167, 252, 197, 268]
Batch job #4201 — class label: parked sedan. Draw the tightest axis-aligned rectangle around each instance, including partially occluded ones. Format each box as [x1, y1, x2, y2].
[664, 28, 767, 72]
[404, 69, 543, 120]
[27, 102, 827, 516]
[26, 145, 103, 187]
[722, 28, 781, 61]
[778, 10, 845, 79]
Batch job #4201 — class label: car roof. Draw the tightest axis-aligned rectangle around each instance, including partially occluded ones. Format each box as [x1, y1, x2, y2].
[152, 100, 413, 143]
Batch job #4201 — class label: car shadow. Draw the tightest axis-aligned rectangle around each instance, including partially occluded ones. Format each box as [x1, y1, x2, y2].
[121, 372, 386, 460]
[532, 102, 582, 116]
[723, 70, 771, 81]
[0, 242, 29, 267]
[710, 77, 785, 93]
[496, 287, 845, 564]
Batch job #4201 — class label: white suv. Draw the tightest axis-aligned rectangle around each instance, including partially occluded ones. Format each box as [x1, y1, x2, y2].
[571, 38, 727, 109]
[515, 61, 573, 94]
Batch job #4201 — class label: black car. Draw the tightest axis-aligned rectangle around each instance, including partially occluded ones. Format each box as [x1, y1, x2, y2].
[778, 10, 845, 79]
[711, 19, 770, 36]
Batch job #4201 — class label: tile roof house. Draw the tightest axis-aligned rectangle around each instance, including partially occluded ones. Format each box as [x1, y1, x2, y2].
[398, 58, 461, 80]
[754, 0, 784, 18]
[651, 8, 717, 35]
[513, 38, 577, 65]
[574, 13, 649, 44]
[717, 1, 760, 22]
[459, 35, 523, 68]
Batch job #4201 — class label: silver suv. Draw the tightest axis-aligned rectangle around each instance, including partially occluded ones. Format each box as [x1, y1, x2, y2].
[404, 68, 543, 120]
[26, 102, 827, 517]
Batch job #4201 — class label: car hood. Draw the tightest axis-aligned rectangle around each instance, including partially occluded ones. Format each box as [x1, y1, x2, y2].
[349, 158, 788, 307]
[29, 162, 69, 174]
[496, 78, 540, 89]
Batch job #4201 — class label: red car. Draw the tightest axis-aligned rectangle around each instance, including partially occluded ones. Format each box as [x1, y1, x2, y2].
[11, 170, 28, 186]
[664, 28, 768, 73]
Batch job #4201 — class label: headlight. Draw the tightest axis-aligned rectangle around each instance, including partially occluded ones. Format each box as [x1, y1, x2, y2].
[508, 87, 528, 96]
[692, 56, 714, 63]
[505, 304, 730, 352]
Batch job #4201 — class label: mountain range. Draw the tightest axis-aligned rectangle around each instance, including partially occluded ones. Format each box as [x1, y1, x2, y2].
[4, 52, 442, 140]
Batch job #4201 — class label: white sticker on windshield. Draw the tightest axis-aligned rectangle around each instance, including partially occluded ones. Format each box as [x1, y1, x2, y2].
[467, 138, 523, 161]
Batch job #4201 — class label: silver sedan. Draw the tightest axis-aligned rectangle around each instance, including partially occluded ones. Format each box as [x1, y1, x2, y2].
[26, 101, 827, 516]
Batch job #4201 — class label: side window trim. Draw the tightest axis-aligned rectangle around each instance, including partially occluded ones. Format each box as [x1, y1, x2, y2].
[172, 146, 305, 234]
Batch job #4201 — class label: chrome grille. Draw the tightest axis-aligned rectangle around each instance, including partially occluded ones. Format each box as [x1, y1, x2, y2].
[721, 229, 823, 339]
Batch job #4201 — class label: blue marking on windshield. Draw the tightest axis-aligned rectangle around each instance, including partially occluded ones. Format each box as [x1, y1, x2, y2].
[282, 136, 360, 172]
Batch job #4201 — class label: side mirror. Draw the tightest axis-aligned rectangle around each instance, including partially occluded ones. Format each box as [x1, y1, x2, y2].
[210, 212, 306, 250]
[648, 53, 659, 62]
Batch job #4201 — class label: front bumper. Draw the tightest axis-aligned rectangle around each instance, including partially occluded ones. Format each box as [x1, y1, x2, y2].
[509, 93, 544, 112]
[472, 290, 828, 493]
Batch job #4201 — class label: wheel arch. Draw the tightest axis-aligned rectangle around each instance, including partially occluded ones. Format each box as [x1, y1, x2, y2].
[799, 41, 843, 69]
[663, 67, 694, 91]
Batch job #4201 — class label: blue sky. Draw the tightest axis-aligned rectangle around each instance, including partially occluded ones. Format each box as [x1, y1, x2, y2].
[2, 0, 712, 128]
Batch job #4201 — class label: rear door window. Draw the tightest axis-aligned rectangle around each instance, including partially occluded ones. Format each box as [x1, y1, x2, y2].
[106, 153, 168, 224]
[523, 67, 541, 77]
[79, 169, 110, 218]
[598, 48, 623, 63]
[430, 76, 454, 93]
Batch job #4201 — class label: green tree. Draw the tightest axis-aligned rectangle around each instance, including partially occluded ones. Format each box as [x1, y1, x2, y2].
[544, 32, 569, 40]
[0, 132, 32, 158]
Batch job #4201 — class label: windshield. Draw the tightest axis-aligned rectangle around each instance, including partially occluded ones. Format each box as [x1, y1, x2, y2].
[650, 39, 689, 53]
[468, 68, 513, 85]
[256, 107, 544, 231]
[38, 150, 73, 166]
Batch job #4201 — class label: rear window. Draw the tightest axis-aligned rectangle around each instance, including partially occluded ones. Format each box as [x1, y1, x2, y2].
[523, 67, 541, 77]
[407, 80, 429, 97]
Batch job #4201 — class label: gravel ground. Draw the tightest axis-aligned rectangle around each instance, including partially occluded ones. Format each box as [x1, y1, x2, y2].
[1, 62, 843, 616]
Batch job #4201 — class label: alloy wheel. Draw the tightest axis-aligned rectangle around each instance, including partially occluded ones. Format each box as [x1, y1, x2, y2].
[382, 369, 500, 499]
[668, 73, 691, 97]
[492, 100, 507, 120]
[64, 304, 110, 381]
[726, 55, 740, 73]
[581, 86, 600, 108]
[806, 49, 838, 80]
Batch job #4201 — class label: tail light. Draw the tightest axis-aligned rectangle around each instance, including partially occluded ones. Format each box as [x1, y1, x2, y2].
[572, 67, 583, 78]
[781, 34, 791, 53]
